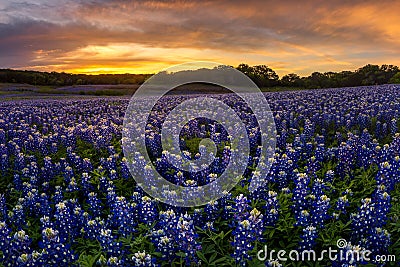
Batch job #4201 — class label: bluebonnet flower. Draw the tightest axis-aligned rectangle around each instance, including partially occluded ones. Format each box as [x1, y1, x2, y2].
[0, 221, 12, 261]
[222, 204, 234, 221]
[3, 230, 32, 265]
[131, 251, 157, 267]
[13, 174, 22, 191]
[203, 221, 215, 231]
[16, 250, 44, 266]
[389, 156, 400, 185]
[351, 198, 375, 240]
[138, 196, 157, 225]
[376, 145, 393, 165]
[299, 225, 317, 251]
[373, 185, 391, 227]
[334, 189, 353, 219]
[302, 119, 314, 142]
[232, 208, 264, 266]
[310, 194, 330, 227]
[0, 195, 7, 220]
[39, 227, 76, 266]
[97, 255, 125, 266]
[97, 228, 122, 258]
[307, 156, 320, 178]
[0, 129, 5, 143]
[151, 210, 178, 262]
[335, 195, 350, 215]
[108, 196, 136, 236]
[80, 173, 93, 195]
[83, 218, 103, 240]
[21, 181, 33, 196]
[281, 187, 291, 194]
[151, 210, 200, 265]
[109, 169, 118, 180]
[152, 229, 175, 262]
[87, 192, 103, 218]
[375, 161, 397, 192]
[40, 215, 54, 230]
[367, 227, 391, 258]
[275, 170, 288, 190]
[63, 165, 74, 184]
[192, 208, 204, 228]
[296, 209, 310, 227]
[66, 177, 79, 192]
[97, 175, 109, 192]
[106, 186, 117, 208]
[54, 201, 75, 241]
[233, 194, 250, 222]
[108, 256, 124, 266]
[175, 213, 201, 265]
[9, 204, 25, 229]
[131, 190, 143, 203]
[390, 118, 397, 135]
[350, 188, 392, 261]
[292, 173, 310, 225]
[336, 142, 355, 179]
[332, 242, 368, 267]
[82, 158, 93, 173]
[14, 152, 25, 172]
[43, 156, 54, 179]
[50, 142, 58, 154]
[311, 178, 329, 198]
[204, 200, 219, 222]
[315, 143, 326, 161]
[120, 157, 131, 180]
[264, 191, 279, 226]
[52, 186, 64, 205]
[24, 189, 41, 215]
[0, 153, 7, 175]
[183, 179, 197, 187]
[218, 190, 233, 220]
[303, 142, 314, 159]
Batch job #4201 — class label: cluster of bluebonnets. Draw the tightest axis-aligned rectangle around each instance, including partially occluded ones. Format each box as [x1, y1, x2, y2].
[0, 84, 399, 266]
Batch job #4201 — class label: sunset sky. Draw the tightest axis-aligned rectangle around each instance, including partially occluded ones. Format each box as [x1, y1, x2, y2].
[1, 0, 400, 76]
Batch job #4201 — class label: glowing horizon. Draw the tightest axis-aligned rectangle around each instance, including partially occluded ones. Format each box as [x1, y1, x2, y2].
[1, 0, 400, 77]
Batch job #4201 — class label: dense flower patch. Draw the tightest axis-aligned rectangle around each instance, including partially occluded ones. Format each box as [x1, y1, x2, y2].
[0, 85, 399, 266]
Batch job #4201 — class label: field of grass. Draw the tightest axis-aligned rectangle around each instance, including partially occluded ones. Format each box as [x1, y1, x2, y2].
[0, 83, 311, 98]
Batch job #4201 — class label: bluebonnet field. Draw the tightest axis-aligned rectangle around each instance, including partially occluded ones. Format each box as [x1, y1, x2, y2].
[0, 84, 399, 267]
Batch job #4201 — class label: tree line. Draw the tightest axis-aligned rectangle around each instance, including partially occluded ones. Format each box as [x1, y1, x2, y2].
[1, 63, 400, 88]
[236, 63, 400, 88]
[0, 70, 152, 86]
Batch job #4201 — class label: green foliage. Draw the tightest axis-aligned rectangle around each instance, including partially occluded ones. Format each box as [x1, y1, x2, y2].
[1, 131, 397, 267]
[389, 72, 400, 84]
[0, 69, 152, 86]
[236, 63, 399, 89]
[237, 64, 279, 87]
[1, 63, 400, 91]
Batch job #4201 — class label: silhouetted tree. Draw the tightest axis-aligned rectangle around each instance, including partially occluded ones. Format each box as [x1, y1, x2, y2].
[2, 63, 400, 89]
[281, 73, 302, 87]
[389, 72, 400, 83]
[236, 64, 279, 87]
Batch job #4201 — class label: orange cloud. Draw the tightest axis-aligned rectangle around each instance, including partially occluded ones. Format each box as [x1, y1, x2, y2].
[1, 0, 400, 76]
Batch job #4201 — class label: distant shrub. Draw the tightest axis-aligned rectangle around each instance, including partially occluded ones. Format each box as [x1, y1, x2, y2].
[389, 72, 400, 84]
[88, 90, 125, 96]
